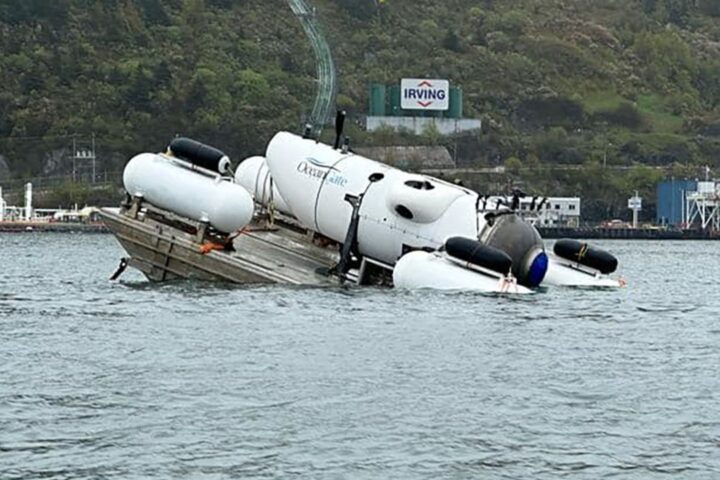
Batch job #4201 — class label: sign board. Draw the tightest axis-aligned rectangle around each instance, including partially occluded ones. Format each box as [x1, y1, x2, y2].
[628, 196, 642, 210]
[400, 78, 449, 111]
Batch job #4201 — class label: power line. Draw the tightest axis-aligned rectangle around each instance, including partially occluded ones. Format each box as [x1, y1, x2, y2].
[0, 133, 86, 141]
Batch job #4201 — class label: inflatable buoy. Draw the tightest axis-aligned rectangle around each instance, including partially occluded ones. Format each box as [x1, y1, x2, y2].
[444, 237, 512, 275]
[169, 137, 231, 174]
[554, 239, 618, 274]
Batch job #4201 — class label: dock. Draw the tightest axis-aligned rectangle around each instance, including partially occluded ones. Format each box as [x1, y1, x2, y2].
[0, 222, 109, 233]
[538, 226, 720, 240]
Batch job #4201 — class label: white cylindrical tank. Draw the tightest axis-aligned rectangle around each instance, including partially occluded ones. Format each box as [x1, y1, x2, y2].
[24, 183, 32, 221]
[233, 156, 290, 213]
[123, 153, 254, 233]
[393, 251, 532, 294]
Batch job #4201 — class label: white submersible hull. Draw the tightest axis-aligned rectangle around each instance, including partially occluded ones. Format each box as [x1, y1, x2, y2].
[238, 131, 623, 291]
[111, 132, 623, 292]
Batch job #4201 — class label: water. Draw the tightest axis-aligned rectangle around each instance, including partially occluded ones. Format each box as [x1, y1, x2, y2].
[1, 233, 719, 479]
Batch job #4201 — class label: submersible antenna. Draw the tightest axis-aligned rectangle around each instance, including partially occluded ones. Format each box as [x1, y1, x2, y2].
[333, 110, 346, 150]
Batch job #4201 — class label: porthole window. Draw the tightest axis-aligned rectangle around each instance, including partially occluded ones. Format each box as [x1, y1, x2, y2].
[369, 172, 384, 182]
[404, 180, 434, 190]
[395, 205, 414, 219]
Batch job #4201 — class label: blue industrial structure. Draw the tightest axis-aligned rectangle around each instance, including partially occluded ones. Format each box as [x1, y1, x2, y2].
[656, 179, 697, 227]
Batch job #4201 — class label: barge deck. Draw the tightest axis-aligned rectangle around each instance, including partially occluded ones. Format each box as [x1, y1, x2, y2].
[98, 201, 344, 285]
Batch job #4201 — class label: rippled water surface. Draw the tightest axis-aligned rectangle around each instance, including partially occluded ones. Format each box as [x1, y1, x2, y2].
[1, 233, 719, 479]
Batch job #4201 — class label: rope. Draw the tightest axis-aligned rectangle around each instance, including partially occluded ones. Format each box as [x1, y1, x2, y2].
[576, 243, 589, 261]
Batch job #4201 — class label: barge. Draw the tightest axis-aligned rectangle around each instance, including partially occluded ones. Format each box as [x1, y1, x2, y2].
[100, 197, 391, 286]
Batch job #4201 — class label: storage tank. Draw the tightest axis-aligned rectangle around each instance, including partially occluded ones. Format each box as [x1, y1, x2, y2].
[123, 153, 254, 233]
[234, 155, 290, 214]
[448, 86, 463, 119]
[388, 85, 402, 116]
[369, 84, 386, 116]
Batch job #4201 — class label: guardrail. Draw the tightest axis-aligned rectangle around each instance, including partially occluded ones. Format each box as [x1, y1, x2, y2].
[287, 0, 337, 135]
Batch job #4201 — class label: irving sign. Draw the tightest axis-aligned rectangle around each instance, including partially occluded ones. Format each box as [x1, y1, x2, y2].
[400, 78, 449, 111]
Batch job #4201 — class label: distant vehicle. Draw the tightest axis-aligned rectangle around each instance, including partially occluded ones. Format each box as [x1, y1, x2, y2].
[601, 219, 629, 228]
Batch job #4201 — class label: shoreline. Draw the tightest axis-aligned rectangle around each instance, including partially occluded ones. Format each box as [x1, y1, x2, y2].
[0, 222, 110, 233]
[538, 227, 720, 240]
[1, 222, 716, 240]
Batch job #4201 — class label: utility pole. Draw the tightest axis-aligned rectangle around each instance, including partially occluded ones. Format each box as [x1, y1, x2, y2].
[603, 141, 612, 169]
[72, 136, 77, 182]
[92, 133, 96, 183]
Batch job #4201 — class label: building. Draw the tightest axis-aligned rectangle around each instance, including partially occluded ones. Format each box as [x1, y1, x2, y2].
[656, 179, 697, 227]
[516, 196, 581, 227]
[656, 178, 720, 231]
[365, 116, 483, 136]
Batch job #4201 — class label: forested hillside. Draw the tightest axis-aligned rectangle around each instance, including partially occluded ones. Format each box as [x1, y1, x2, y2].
[2, 0, 720, 212]
[0, 0, 317, 176]
[326, 0, 720, 165]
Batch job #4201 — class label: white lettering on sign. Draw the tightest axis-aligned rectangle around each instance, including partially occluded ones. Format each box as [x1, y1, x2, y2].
[628, 197, 642, 210]
[400, 78, 449, 111]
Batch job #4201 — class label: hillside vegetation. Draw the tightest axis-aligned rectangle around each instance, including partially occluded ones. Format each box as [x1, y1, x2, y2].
[0, 0, 317, 176]
[2, 0, 720, 217]
[325, 0, 720, 164]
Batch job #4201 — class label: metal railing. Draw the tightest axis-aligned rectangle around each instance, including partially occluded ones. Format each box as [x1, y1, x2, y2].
[287, 0, 337, 135]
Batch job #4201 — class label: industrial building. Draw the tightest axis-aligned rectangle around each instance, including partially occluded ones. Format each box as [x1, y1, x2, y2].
[656, 178, 720, 231]
[656, 179, 697, 227]
[516, 197, 581, 228]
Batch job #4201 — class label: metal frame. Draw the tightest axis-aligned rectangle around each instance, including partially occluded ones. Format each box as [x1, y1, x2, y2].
[685, 190, 720, 231]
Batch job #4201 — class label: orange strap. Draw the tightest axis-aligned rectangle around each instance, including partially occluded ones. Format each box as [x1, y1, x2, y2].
[198, 226, 248, 254]
[198, 242, 224, 254]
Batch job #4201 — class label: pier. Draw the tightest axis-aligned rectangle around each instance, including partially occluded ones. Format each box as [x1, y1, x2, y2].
[0, 221, 108, 233]
[538, 226, 720, 240]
